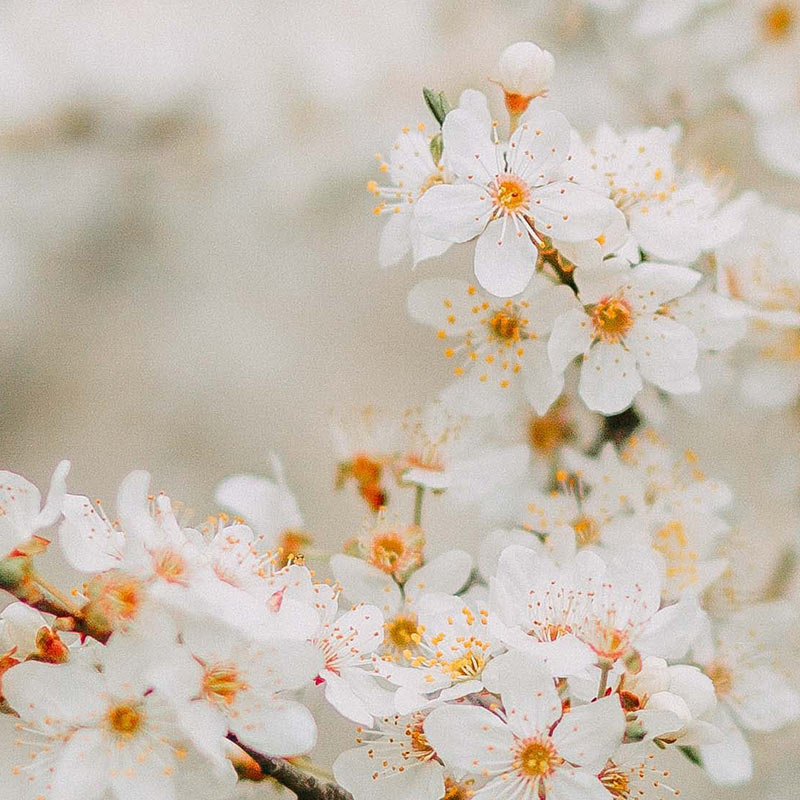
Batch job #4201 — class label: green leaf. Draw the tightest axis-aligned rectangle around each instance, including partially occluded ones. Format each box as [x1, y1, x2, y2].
[678, 745, 703, 767]
[423, 88, 452, 127]
[429, 133, 443, 165]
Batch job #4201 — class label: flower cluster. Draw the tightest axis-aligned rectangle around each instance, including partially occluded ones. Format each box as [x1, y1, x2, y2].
[0, 36, 798, 800]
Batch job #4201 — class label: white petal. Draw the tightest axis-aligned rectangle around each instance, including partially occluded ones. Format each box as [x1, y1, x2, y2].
[59, 494, 124, 572]
[698, 708, 752, 785]
[407, 278, 477, 334]
[548, 308, 593, 373]
[441, 106, 497, 180]
[378, 211, 412, 267]
[52, 727, 110, 800]
[405, 550, 473, 602]
[333, 746, 444, 800]
[628, 262, 701, 310]
[625, 316, 698, 388]
[497, 652, 562, 737]
[230, 698, 317, 756]
[524, 279, 582, 336]
[530, 182, 615, 242]
[2, 661, 104, 731]
[548, 768, 612, 800]
[414, 182, 492, 243]
[508, 110, 571, 179]
[32, 460, 70, 530]
[409, 218, 452, 265]
[578, 343, 642, 414]
[522, 340, 565, 414]
[474, 218, 538, 297]
[552, 694, 625, 771]
[330, 554, 401, 615]
[424, 705, 515, 774]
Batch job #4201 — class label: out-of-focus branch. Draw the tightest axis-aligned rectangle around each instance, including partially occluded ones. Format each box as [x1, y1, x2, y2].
[588, 407, 641, 455]
[229, 736, 353, 800]
[0, 556, 112, 644]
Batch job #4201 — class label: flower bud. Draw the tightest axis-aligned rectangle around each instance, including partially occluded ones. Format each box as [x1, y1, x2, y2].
[497, 41, 555, 116]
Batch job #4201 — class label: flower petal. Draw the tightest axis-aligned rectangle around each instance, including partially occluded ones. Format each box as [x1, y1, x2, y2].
[578, 342, 642, 414]
[415, 182, 492, 243]
[474, 217, 538, 297]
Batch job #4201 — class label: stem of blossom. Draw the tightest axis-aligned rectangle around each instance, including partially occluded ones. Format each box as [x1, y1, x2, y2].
[29, 573, 83, 618]
[588, 407, 641, 455]
[413, 485, 425, 527]
[228, 736, 354, 800]
[596, 662, 611, 699]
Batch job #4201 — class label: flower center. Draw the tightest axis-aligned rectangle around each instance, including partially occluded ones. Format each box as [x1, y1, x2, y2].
[442, 777, 475, 800]
[488, 309, 524, 341]
[203, 664, 248, 706]
[591, 297, 633, 343]
[369, 533, 407, 572]
[406, 717, 437, 761]
[589, 625, 631, 662]
[600, 766, 630, 799]
[514, 736, 562, 780]
[442, 647, 487, 681]
[762, 3, 795, 40]
[707, 662, 734, 698]
[492, 173, 530, 215]
[385, 613, 422, 650]
[572, 515, 601, 547]
[106, 703, 143, 738]
[152, 548, 187, 584]
[528, 404, 573, 456]
[653, 521, 698, 590]
[86, 571, 144, 626]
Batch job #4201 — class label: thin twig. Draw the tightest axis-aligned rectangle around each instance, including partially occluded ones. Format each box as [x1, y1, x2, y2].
[229, 736, 353, 800]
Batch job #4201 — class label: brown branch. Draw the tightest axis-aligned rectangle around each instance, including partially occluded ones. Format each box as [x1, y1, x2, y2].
[228, 736, 353, 800]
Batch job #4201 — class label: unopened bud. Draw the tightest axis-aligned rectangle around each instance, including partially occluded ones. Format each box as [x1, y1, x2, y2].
[497, 41, 555, 117]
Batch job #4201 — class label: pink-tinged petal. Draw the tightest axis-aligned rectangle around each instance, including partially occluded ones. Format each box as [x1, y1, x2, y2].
[579, 342, 642, 414]
[59, 493, 124, 572]
[330, 553, 401, 615]
[405, 550, 473, 602]
[507, 109, 572, 181]
[407, 278, 477, 334]
[333, 745, 445, 800]
[521, 339, 564, 414]
[548, 308, 593, 373]
[230, 698, 317, 757]
[424, 705, 515, 774]
[441, 107, 498, 180]
[379, 210, 412, 267]
[52, 727, 110, 800]
[626, 316, 698, 388]
[530, 182, 616, 242]
[415, 183, 492, 243]
[548, 768, 613, 800]
[552, 694, 625, 771]
[474, 218, 538, 297]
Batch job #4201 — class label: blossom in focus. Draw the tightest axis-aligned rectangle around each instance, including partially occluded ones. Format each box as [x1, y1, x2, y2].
[408, 275, 579, 416]
[414, 96, 617, 296]
[548, 260, 703, 413]
[424, 652, 625, 800]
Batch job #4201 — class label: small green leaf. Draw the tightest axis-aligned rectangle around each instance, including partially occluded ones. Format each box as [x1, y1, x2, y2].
[423, 88, 452, 127]
[678, 745, 703, 767]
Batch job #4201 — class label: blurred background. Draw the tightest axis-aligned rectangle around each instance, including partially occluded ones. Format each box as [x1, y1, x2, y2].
[1, 2, 798, 797]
